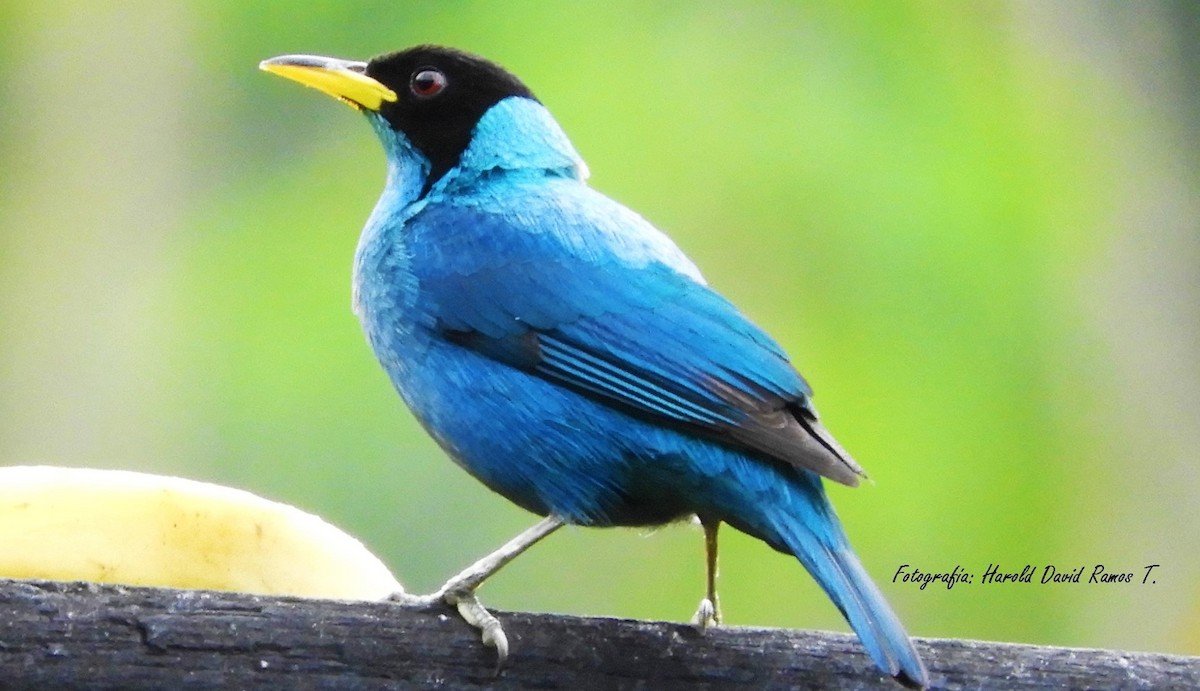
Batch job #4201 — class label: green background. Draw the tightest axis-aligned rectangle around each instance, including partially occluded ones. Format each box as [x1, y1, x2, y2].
[2, 1, 1197, 657]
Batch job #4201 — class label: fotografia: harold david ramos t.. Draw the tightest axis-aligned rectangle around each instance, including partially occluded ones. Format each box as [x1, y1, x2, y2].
[892, 563, 1160, 589]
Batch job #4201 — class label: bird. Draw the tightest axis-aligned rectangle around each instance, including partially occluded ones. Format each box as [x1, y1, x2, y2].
[260, 46, 929, 688]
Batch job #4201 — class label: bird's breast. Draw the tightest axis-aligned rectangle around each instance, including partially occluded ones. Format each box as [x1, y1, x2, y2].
[351, 205, 432, 383]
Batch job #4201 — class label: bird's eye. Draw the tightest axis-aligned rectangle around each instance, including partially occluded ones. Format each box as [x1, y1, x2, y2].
[410, 68, 447, 99]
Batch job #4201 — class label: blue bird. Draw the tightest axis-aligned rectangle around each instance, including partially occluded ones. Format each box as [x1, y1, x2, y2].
[261, 46, 928, 688]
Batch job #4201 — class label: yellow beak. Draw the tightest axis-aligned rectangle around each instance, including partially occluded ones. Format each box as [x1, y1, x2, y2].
[259, 54, 398, 112]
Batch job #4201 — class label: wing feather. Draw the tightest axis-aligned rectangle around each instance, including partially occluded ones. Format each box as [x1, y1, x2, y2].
[412, 189, 866, 485]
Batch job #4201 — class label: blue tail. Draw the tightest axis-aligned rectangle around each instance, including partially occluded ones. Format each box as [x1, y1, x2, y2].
[761, 505, 929, 688]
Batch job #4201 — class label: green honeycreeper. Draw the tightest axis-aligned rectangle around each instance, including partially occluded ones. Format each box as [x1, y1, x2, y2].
[260, 46, 928, 688]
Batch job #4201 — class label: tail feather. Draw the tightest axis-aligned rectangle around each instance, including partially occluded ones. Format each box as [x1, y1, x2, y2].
[774, 517, 929, 688]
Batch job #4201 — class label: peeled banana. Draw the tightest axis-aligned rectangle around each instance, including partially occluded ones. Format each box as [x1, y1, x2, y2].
[0, 465, 401, 600]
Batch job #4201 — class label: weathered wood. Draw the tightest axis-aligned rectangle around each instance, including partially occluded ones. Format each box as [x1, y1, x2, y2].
[0, 579, 1195, 689]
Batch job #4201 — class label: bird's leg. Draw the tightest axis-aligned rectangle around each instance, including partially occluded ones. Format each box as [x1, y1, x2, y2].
[691, 516, 723, 632]
[391, 515, 565, 671]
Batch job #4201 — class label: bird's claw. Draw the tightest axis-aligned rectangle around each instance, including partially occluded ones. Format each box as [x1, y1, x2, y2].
[387, 589, 439, 607]
[388, 587, 507, 674]
[383, 518, 562, 674]
[446, 589, 509, 674]
[692, 596, 721, 634]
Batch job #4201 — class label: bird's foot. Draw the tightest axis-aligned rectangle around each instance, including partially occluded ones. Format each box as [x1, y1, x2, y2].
[445, 588, 509, 674]
[389, 587, 508, 674]
[387, 589, 439, 607]
[691, 596, 722, 634]
[384, 517, 563, 674]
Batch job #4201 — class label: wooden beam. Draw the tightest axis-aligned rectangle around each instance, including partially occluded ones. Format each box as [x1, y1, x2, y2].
[0, 579, 1195, 689]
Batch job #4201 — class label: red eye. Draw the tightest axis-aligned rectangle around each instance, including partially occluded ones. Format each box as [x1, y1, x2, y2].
[410, 68, 447, 99]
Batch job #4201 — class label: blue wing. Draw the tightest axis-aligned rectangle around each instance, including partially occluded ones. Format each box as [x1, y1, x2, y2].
[409, 183, 865, 485]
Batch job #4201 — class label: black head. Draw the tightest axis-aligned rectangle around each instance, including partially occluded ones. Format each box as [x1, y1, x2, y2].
[365, 46, 537, 183]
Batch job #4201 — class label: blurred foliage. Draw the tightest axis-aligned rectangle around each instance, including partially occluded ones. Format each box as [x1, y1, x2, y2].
[1, 0, 1197, 657]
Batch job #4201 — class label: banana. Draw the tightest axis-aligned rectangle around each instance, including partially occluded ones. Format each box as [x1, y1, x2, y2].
[0, 465, 402, 600]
